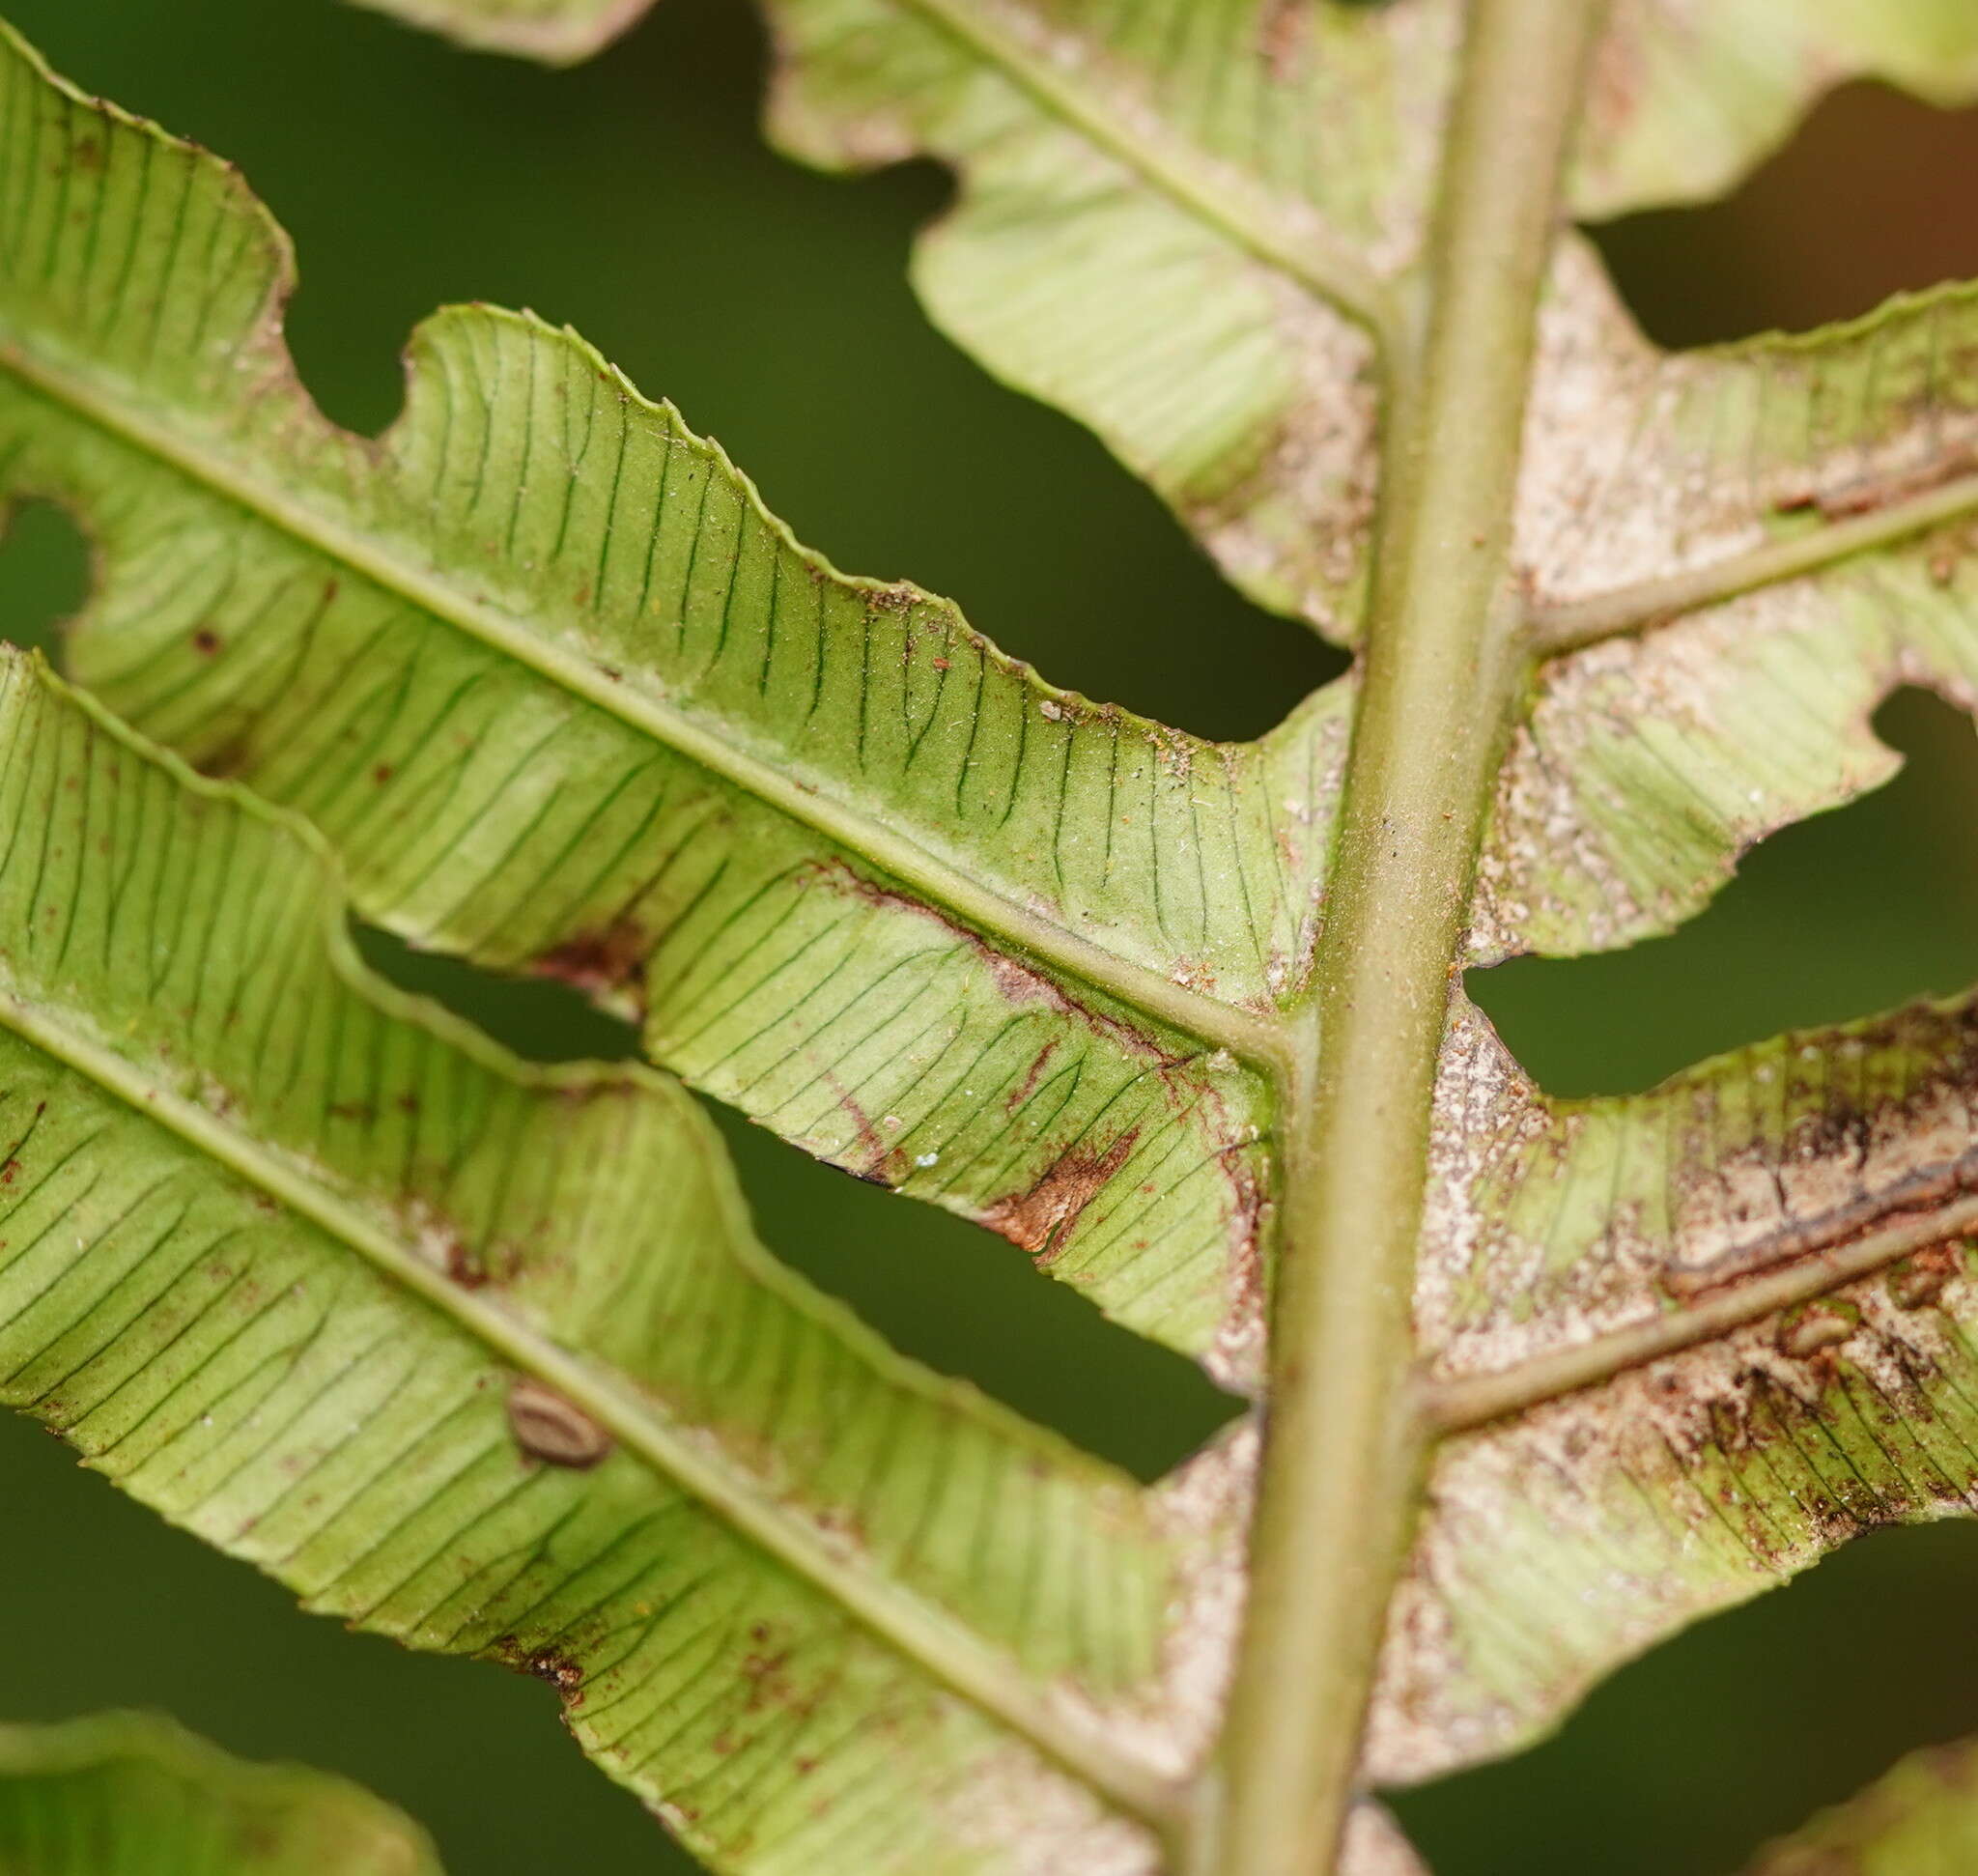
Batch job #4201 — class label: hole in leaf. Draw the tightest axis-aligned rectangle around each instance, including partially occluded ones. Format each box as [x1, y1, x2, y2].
[1590, 81, 1978, 348]
[355, 924, 1239, 1479]
[1469, 688, 1978, 1098]
[352, 924, 642, 1065]
[0, 498, 92, 660]
[0, 0, 1341, 743]
[1390, 1518, 1978, 1876]
[709, 1110, 1244, 1482]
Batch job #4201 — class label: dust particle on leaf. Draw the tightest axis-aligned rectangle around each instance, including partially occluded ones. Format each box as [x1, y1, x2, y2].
[1778, 1304, 1854, 1359]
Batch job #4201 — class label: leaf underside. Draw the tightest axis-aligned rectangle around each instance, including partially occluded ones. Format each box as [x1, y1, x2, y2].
[0, 644, 1227, 1873]
[350, 0, 649, 62]
[0, 1712, 445, 1876]
[11, 2, 1978, 1873]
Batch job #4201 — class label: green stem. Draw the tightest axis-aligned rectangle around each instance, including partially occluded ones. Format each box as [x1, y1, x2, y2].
[1208, 5, 1603, 1870]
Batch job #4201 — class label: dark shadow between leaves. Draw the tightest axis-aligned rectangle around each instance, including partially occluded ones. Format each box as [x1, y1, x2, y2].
[1470, 688, 1978, 1099]
[355, 926, 1241, 1482]
[1390, 1517, 1978, 1876]
[0, 497, 91, 659]
[1590, 80, 1978, 348]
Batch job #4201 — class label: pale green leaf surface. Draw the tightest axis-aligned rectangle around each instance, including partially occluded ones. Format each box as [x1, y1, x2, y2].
[346, 0, 648, 61]
[1740, 1736, 1978, 1876]
[1356, 192, 1978, 1799]
[0, 649, 1220, 1874]
[1484, 249, 1978, 966]
[0, 19, 1317, 1382]
[1578, 0, 1978, 217]
[339, 0, 1978, 657]
[0, 1711, 445, 1876]
[758, 0, 1443, 640]
[19, 0, 1978, 1852]
[754, 0, 1978, 644]
[1365, 990, 1978, 1783]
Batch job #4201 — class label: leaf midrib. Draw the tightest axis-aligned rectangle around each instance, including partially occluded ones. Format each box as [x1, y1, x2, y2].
[1530, 468, 1978, 652]
[0, 969, 1181, 1832]
[0, 337, 1285, 1073]
[887, 0, 1399, 339]
[1426, 1187, 1978, 1433]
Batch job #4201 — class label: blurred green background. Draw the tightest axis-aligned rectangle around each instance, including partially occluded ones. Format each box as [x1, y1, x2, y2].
[2, 4, 1978, 1871]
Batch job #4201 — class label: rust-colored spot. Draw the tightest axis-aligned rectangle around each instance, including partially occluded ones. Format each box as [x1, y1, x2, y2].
[507, 1377, 614, 1468]
[982, 1130, 1139, 1260]
[822, 1071, 907, 1184]
[191, 627, 221, 656]
[1003, 1041, 1060, 1115]
[372, 763, 394, 784]
[1890, 1247, 1959, 1312]
[1256, 2, 1308, 78]
[742, 1643, 795, 1713]
[444, 1239, 489, 1290]
[1777, 453, 1978, 524]
[492, 1634, 584, 1695]
[533, 919, 648, 1014]
[0, 1157, 19, 1185]
[803, 859, 1172, 1063]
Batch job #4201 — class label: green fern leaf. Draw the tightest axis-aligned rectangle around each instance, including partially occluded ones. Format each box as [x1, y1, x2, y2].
[16, 5, 1978, 1872]
[0, 649, 1213, 1874]
[0, 1712, 444, 1876]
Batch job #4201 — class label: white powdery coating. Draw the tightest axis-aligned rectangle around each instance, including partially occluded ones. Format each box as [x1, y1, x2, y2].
[1146, 1420, 1257, 1777]
[1416, 1005, 1669, 1377]
[1472, 574, 1899, 967]
[1342, 1801, 1432, 1876]
[1373, 1256, 1978, 1784]
[940, 1742, 1160, 1876]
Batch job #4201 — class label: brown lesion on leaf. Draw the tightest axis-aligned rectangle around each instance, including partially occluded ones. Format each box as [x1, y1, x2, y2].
[802, 858, 1178, 1064]
[1772, 447, 1978, 524]
[443, 1238, 491, 1290]
[1003, 1040, 1060, 1115]
[531, 917, 649, 1020]
[739, 1621, 807, 1718]
[1889, 1246, 1959, 1311]
[490, 1634, 585, 1700]
[1257, 0, 1311, 81]
[982, 1128, 1140, 1263]
[1665, 1008, 1978, 1299]
[820, 1069, 909, 1185]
